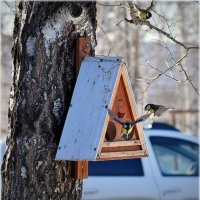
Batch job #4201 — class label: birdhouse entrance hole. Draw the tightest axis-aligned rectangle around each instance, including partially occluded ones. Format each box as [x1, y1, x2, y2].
[105, 121, 116, 141]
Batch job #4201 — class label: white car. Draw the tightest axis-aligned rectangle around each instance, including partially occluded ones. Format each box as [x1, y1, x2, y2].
[83, 127, 199, 200]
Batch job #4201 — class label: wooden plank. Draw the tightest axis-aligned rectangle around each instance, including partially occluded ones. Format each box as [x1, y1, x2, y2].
[121, 65, 149, 155]
[73, 160, 88, 179]
[74, 37, 90, 179]
[76, 37, 91, 77]
[98, 150, 148, 160]
[101, 145, 141, 153]
[97, 154, 147, 161]
[102, 140, 142, 148]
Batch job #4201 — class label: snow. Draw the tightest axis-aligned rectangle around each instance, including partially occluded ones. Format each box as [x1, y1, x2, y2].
[42, 14, 69, 58]
[24, 139, 30, 149]
[21, 166, 27, 179]
[53, 98, 62, 121]
[43, 92, 47, 101]
[26, 64, 33, 77]
[26, 37, 36, 57]
[36, 161, 43, 170]
[54, 187, 60, 193]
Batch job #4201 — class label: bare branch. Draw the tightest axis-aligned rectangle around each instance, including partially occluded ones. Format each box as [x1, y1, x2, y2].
[114, 19, 124, 27]
[3, 1, 15, 14]
[108, 1, 199, 96]
[126, 1, 199, 50]
[97, 24, 117, 56]
[137, 55, 182, 93]
[97, 2, 120, 7]
[176, 51, 199, 95]
[97, 1, 129, 9]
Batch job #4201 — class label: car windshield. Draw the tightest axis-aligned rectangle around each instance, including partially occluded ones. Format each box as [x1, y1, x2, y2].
[150, 136, 199, 176]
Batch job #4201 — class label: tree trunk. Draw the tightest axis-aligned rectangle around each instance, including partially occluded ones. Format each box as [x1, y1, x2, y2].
[178, 3, 190, 132]
[2, 2, 96, 200]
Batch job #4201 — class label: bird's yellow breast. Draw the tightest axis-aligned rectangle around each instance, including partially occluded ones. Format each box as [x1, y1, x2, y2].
[121, 126, 133, 134]
[138, 12, 147, 20]
[150, 108, 155, 113]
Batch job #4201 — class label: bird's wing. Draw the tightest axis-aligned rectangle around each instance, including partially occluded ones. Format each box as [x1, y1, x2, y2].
[134, 1, 154, 12]
[155, 106, 167, 116]
[146, 0, 154, 11]
[131, 113, 152, 126]
[156, 106, 175, 116]
[134, 4, 145, 12]
[108, 109, 124, 125]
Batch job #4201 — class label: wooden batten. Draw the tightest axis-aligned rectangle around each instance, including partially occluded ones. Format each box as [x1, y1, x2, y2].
[73, 37, 90, 179]
[102, 140, 142, 148]
[98, 150, 147, 161]
[72, 160, 88, 179]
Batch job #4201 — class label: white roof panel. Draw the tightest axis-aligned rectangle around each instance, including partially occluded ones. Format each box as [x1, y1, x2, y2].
[56, 56, 123, 160]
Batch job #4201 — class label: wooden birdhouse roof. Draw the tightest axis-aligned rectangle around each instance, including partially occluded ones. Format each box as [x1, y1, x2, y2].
[55, 56, 148, 161]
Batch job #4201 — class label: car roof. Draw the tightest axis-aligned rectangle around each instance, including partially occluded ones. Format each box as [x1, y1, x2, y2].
[148, 122, 180, 131]
[144, 129, 199, 144]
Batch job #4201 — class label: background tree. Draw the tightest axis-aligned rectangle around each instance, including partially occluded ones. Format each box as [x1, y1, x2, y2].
[95, 1, 199, 134]
[2, 2, 96, 199]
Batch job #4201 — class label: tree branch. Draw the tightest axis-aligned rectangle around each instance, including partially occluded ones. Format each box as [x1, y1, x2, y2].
[126, 1, 199, 50]
[3, 1, 15, 14]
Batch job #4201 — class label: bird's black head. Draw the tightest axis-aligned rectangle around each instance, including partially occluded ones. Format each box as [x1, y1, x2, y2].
[124, 122, 132, 129]
[146, 11, 152, 19]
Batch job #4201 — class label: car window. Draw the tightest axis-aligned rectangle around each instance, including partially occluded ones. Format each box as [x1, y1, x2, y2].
[89, 159, 144, 176]
[150, 136, 199, 176]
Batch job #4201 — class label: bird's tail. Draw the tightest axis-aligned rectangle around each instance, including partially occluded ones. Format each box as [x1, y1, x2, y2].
[167, 106, 175, 111]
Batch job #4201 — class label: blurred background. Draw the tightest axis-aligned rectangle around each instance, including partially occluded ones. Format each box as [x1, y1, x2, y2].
[0, 1, 199, 139]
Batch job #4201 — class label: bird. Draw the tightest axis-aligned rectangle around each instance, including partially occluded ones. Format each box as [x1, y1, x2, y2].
[108, 109, 151, 140]
[144, 104, 175, 117]
[136, 10, 152, 20]
[134, 3, 152, 20]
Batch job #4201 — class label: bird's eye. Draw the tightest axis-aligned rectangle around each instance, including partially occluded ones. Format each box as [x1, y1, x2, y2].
[124, 125, 127, 128]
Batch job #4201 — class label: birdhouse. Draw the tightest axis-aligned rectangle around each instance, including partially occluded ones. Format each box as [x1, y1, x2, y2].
[56, 56, 148, 161]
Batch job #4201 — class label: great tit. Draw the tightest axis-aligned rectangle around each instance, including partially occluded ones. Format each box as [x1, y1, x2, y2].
[145, 104, 174, 117]
[137, 10, 152, 20]
[134, 3, 152, 20]
[108, 109, 151, 140]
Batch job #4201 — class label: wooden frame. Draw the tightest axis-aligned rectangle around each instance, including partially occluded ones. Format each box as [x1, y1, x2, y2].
[97, 63, 148, 161]
[72, 37, 90, 179]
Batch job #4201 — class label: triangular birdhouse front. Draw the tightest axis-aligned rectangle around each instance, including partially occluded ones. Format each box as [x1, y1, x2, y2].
[56, 56, 148, 161]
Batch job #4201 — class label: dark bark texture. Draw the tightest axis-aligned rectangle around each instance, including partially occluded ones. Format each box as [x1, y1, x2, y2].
[2, 2, 96, 200]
